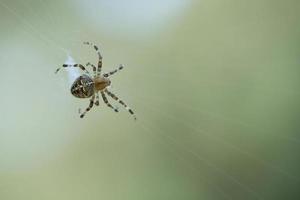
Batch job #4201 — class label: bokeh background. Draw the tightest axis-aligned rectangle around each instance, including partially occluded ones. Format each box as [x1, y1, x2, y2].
[0, 0, 300, 199]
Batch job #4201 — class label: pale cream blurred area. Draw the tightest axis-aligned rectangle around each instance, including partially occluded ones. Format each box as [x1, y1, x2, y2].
[0, 0, 300, 200]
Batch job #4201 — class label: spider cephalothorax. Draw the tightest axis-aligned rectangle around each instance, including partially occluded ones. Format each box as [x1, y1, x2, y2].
[55, 42, 136, 120]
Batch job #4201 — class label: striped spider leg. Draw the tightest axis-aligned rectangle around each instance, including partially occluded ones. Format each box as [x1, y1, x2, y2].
[95, 92, 100, 106]
[80, 95, 95, 118]
[103, 64, 124, 77]
[83, 42, 102, 76]
[86, 62, 97, 77]
[101, 91, 119, 113]
[55, 63, 90, 75]
[104, 89, 136, 120]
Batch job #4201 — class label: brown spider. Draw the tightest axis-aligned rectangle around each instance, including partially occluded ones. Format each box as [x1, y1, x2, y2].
[55, 42, 136, 120]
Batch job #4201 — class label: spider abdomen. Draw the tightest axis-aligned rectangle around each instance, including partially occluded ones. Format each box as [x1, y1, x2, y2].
[71, 75, 95, 98]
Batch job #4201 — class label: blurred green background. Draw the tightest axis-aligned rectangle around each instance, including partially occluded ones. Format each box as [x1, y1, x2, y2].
[0, 0, 300, 199]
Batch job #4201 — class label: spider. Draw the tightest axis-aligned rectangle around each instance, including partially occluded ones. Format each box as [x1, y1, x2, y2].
[55, 42, 136, 120]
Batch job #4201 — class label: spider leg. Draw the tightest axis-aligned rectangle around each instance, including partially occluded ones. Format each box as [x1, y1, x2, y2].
[104, 89, 136, 120]
[101, 91, 119, 113]
[55, 64, 90, 74]
[83, 42, 102, 76]
[103, 64, 124, 78]
[86, 62, 97, 77]
[95, 92, 100, 106]
[80, 95, 95, 118]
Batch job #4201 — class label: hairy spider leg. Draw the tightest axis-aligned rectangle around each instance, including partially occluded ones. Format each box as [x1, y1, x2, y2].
[55, 64, 90, 74]
[104, 89, 136, 120]
[80, 95, 95, 118]
[95, 92, 100, 106]
[86, 62, 97, 77]
[101, 92, 119, 113]
[83, 42, 102, 76]
[103, 64, 124, 77]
